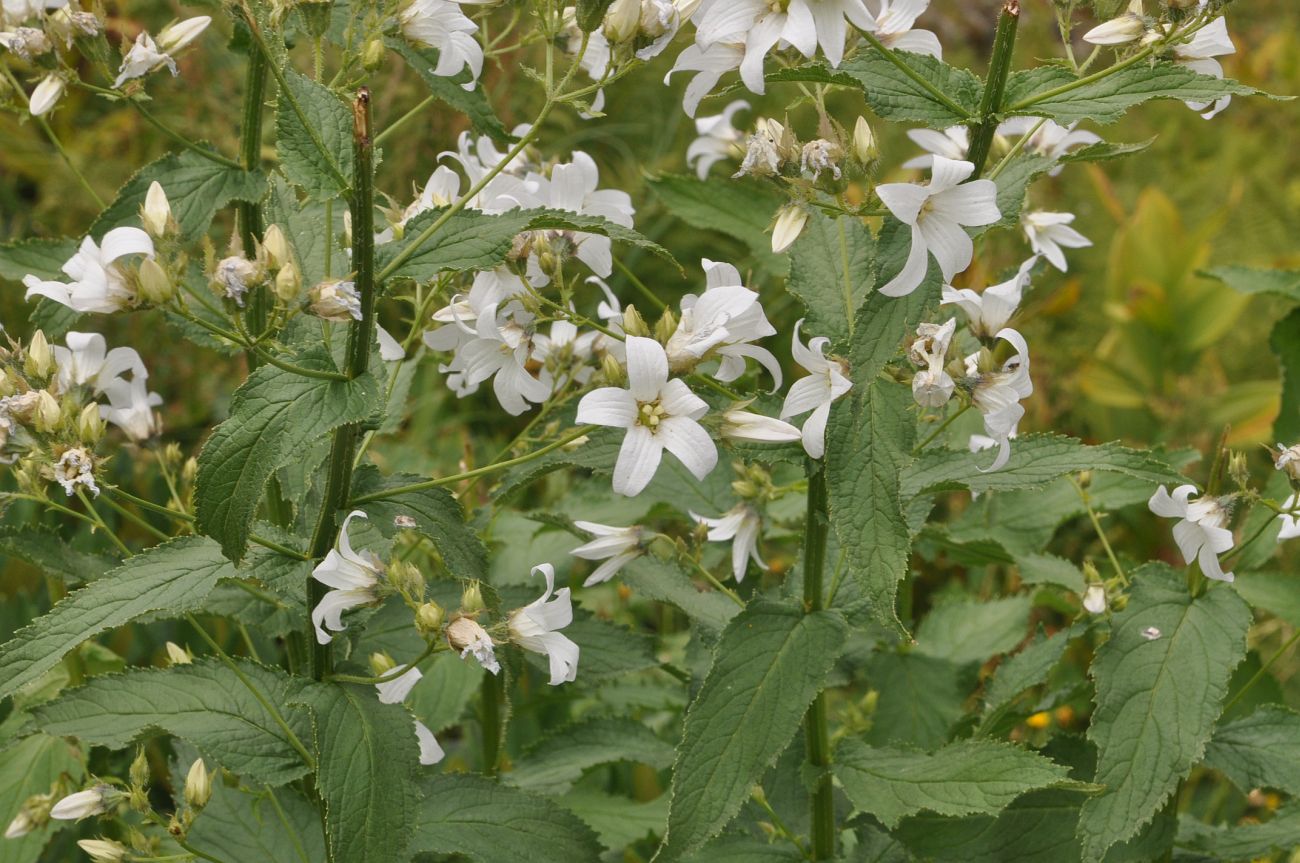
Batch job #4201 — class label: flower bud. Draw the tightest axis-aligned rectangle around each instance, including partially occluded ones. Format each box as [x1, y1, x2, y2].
[157, 16, 211, 54]
[29, 74, 65, 118]
[599, 353, 624, 386]
[1082, 583, 1108, 614]
[24, 330, 54, 380]
[33, 390, 62, 433]
[262, 225, 291, 269]
[622, 304, 649, 338]
[137, 258, 174, 305]
[309, 280, 361, 322]
[852, 116, 878, 164]
[460, 582, 486, 614]
[653, 308, 678, 344]
[719, 408, 802, 444]
[142, 181, 175, 239]
[445, 615, 492, 653]
[4, 794, 51, 839]
[1228, 451, 1251, 490]
[275, 260, 302, 303]
[183, 759, 211, 809]
[77, 839, 128, 863]
[128, 747, 150, 789]
[1082, 1, 1146, 45]
[387, 559, 425, 599]
[771, 205, 808, 254]
[415, 601, 446, 636]
[165, 641, 192, 665]
[362, 37, 386, 71]
[50, 785, 116, 821]
[369, 651, 397, 676]
[603, 0, 641, 43]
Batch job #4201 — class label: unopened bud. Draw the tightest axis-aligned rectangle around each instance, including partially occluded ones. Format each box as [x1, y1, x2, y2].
[654, 308, 678, 344]
[647, 533, 677, 561]
[362, 37, 386, 71]
[603, 0, 641, 43]
[600, 352, 624, 385]
[142, 181, 175, 239]
[852, 116, 878, 164]
[1082, 583, 1108, 615]
[182, 456, 198, 485]
[29, 74, 65, 118]
[415, 601, 446, 636]
[1228, 451, 1251, 490]
[771, 205, 808, 254]
[369, 651, 398, 677]
[165, 641, 192, 665]
[24, 330, 54, 379]
[137, 258, 174, 305]
[76, 839, 128, 863]
[156, 15, 211, 54]
[622, 305, 649, 338]
[275, 261, 301, 302]
[262, 225, 291, 269]
[445, 615, 492, 653]
[129, 748, 150, 788]
[33, 390, 62, 433]
[460, 582, 486, 614]
[184, 759, 211, 809]
[387, 559, 425, 599]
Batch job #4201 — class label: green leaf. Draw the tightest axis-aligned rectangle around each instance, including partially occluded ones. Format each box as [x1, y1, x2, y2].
[185, 783, 326, 863]
[506, 717, 675, 795]
[1202, 705, 1300, 796]
[545, 611, 659, 680]
[264, 176, 349, 288]
[1270, 307, 1300, 442]
[865, 652, 971, 750]
[575, 0, 616, 32]
[195, 350, 382, 561]
[412, 774, 604, 862]
[1231, 570, 1300, 627]
[894, 788, 1090, 863]
[1003, 62, 1272, 126]
[350, 465, 487, 580]
[90, 150, 266, 241]
[0, 236, 78, 280]
[385, 38, 507, 138]
[1016, 553, 1086, 592]
[0, 537, 236, 699]
[621, 556, 740, 631]
[1203, 265, 1300, 303]
[0, 734, 84, 863]
[834, 738, 1079, 828]
[682, 834, 803, 861]
[408, 650, 482, 732]
[827, 50, 981, 128]
[786, 210, 872, 344]
[0, 527, 113, 585]
[495, 427, 623, 498]
[901, 434, 1185, 499]
[1177, 805, 1300, 859]
[31, 659, 311, 784]
[560, 791, 669, 852]
[276, 69, 353, 200]
[1077, 564, 1251, 862]
[914, 596, 1032, 665]
[983, 626, 1075, 715]
[380, 207, 678, 281]
[294, 683, 421, 863]
[647, 174, 787, 275]
[655, 600, 848, 861]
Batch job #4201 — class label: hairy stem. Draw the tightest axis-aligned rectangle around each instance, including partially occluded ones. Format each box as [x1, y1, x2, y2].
[238, 42, 272, 361]
[480, 671, 504, 776]
[967, 0, 1021, 176]
[802, 461, 835, 860]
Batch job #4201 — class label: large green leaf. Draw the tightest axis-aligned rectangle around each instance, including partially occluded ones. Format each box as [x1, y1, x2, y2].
[195, 350, 381, 561]
[411, 774, 604, 862]
[647, 174, 787, 275]
[834, 738, 1079, 828]
[786, 210, 872, 345]
[1270, 307, 1300, 442]
[0, 734, 84, 863]
[914, 596, 1032, 665]
[620, 556, 740, 632]
[865, 651, 971, 750]
[983, 626, 1076, 716]
[506, 717, 674, 795]
[655, 600, 848, 861]
[1203, 265, 1300, 303]
[185, 783, 326, 863]
[408, 650, 482, 732]
[264, 177, 350, 288]
[1202, 705, 1300, 796]
[1177, 805, 1300, 859]
[385, 38, 507, 138]
[90, 150, 266, 241]
[1077, 564, 1250, 862]
[1003, 62, 1270, 125]
[0, 236, 78, 280]
[276, 69, 353, 200]
[0, 527, 113, 585]
[350, 465, 487, 580]
[0, 537, 236, 698]
[31, 659, 312, 784]
[294, 683, 421, 863]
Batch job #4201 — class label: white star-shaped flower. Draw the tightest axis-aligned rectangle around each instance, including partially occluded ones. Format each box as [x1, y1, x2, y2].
[691, 503, 766, 582]
[941, 257, 1037, 338]
[23, 228, 155, 313]
[310, 510, 383, 644]
[1022, 211, 1091, 272]
[570, 521, 644, 586]
[780, 319, 852, 459]
[509, 564, 580, 685]
[1148, 484, 1235, 582]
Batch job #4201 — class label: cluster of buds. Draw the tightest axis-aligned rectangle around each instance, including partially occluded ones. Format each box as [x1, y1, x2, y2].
[0, 1, 105, 117]
[600, 0, 700, 62]
[263, 224, 302, 304]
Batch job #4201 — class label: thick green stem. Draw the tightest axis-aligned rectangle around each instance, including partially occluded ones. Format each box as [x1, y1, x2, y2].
[480, 671, 504, 776]
[967, 0, 1021, 176]
[238, 43, 271, 356]
[305, 89, 375, 681]
[802, 461, 835, 860]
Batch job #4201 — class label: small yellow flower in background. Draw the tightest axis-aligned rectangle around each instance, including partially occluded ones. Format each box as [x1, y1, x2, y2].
[1025, 711, 1051, 730]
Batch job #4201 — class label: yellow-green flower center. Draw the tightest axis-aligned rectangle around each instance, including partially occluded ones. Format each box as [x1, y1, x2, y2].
[637, 400, 668, 430]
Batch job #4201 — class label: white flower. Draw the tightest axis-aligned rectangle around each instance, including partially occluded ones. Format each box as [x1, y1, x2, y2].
[0, 0, 60, 26]
[967, 328, 1032, 472]
[719, 407, 802, 443]
[1173, 17, 1235, 119]
[23, 228, 155, 313]
[1083, 583, 1108, 614]
[1083, 0, 1145, 45]
[909, 319, 956, 409]
[4, 806, 36, 839]
[901, 126, 969, 170]
[571, 521, 643, 586]
[155, 15, 210, 54]
[532, 319, 600, 386]
[50, 785, 114, 821]
[0, 25, 50, 59]
[771, 205, 809, 254]
[446, 616, 500, 674]
[441, 302, 549, 415]
[1148, 484, 1235, 582]
[53, 331, 147, 394]
[77, 839, 128, 863]
[508, 564, 579, 685]
[996, 117, 1101, 175]
[98, 376, 162, 441]
[113, 31, 178, 88]
[54, 448, 98, 497]
[423, 268, 528, 356]
[695, 0, 875, 94]
[780, 319, 852, 459]
[872, 0, 942, 58]
[375, 664, 423, 704]
[525, 151, 635, 283]
[1275, 443, 1300, 481]
[1022, 211, 1091, 272]
[415, 720, 445, 765]
[665, 259, 781, 387]
[310, 511, 383, 644]
[687, 99, 749, 178]
[28, 73, 63, 116]
[665, 41, 744, 117]
[692, 503, 766, 582]
[1276, 494, 1300, 542]
[940, 257, 1037, 338]
[577, 336, 717, 496]
[400, 0, 484, 90]
[876, 156, 1000, 297]
[377, 325, 405, 362]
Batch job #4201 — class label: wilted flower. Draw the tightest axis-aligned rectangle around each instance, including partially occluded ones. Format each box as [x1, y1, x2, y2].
[309, 280, 362, 322]
[733, 117, 789, 179]
[310, 510, 383, 644]
[909, 319, 956, 409]
[801, 138, 842, 181]
[1148, 484, 1235, 582]
[508, 564, 579, 685]
[214, 256, 261, 307]
[0, 26, 51, 59]
[1275, 443, 1300, 481]
[54, 448, 98, 497]
[446, 615, 499, 674]
[780, 320, 852, 459]
[570, 521, 643, 585]
[23, 228, 155, 313]
[113, 32, 175, 88]
[692, 503, 766, 582]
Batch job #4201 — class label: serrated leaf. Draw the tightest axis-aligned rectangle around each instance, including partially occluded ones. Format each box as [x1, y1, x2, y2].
[264, 176, 350, 288]
[1077, 563, 1250, 861]
[90, 150, 266, 241]
[1270, 307, 1300, 442]
[647, 175, 788, 275]
[541, 610, 658, 680]
[914, 596, 1032, 665]
[1203, 265, 1300, 303]
[350, 465, 487, 579]
[409, 650, 482, 732]
[276, 69, 353, 200]
[412, 774, 604, 862]
[901, 434, 1185, 498]
[655, 600, 848, 861]
[385, 38, 507, 138]
[31, 659, 311, 784]
[1003, 62, 1272, 125]
[1202, 705, 1300, 796]
[1176, 805, 1300, 859]
[560, 791, 669, 852]
[195, 350, 381, 561]
[495, 427, 622, 498]
[293, 683, 420, 863]
[786, 210, 872, 344]
[0, 527, 113, 585]
[0, 537, 236, 698]
[506, 717, 674, 795]
[1016, 552, 1086, 592]
[621, 556, 740, 632]
[379, 207, 677, 281]
[185, 783, 326, 863]
[683, 834, 803, 861]
[865, 651, 971, 749]
[0, 236, 78, 280]
[983, 626, 1075, 715]
[0, 734, 83, 863]
[817, 50, 981, 127]
[835, 739, 1079, 828]
[894, 788, 1088, 863]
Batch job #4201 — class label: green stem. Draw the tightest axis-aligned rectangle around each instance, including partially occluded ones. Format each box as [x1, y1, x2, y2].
[912, 403, 971, 454]
[612, 256, 666, 312]
[1069, 476, 1128, 586]
[686, 558, 746, 607]
[99, 493, 170, 542]
[1222, 627, 1300, 714]
[987, 116, 1046, 180]
[374, 94, 436, 147]
[77, 489, 131, 555]
[802, 461, 835, 860]
[238, 40, 271, 362]
[131, 100, 245, 170]
[966, 1, 1021, 176]
[480, 670, 504, 776]
[328, 641, 441, 684]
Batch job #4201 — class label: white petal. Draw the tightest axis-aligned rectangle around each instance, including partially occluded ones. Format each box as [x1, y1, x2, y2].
[613, 425, 663, 496]
[656, 416, 719, 480]
[624, 336, 669, 401]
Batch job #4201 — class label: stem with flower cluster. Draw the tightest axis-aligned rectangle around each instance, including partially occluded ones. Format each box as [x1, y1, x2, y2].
[802, 460, 835, 859]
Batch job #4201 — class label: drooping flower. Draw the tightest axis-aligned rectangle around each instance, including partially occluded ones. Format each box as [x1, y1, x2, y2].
[687, 99, 749, 179]
[50, 785, 115, 821]
[908, 319, 956, 408]
[53, 331, 148, 394]
[576, 335, 717, 496]
[664, 259, 781, 387]
[508, 564, 579, 685]
[940, 257, 1037, 338]
[445, 616, 500, 675]
[1022, 212, 1091, 272]
[664, 41, 744, 117]
[871, 0, 942, 58]
[399, 0, 489, 90]
[310, 510, 383, 644]
[732, 117, 792, 179]
[23, 228, 155, 313]
[967, 328, 1032, 472]
[113, 19, 208, 89]
[1082, 0, 1145, 45]
[692, 503, 766, 582]
[54, 448, 98, 497]
[996, 117, 1101, 174]
[780, 320, 852, 459]
[876, 156, 1000, 297]
[1148, 484, 1235, 582]
[1171, 16, 1235, 119]
[570, 521, 643, 586]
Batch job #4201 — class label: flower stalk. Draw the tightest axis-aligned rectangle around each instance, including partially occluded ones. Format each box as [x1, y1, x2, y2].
[967, 0, 1021, 176]
[238, 42, 270, 349]
[802, 459, 835, 860]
